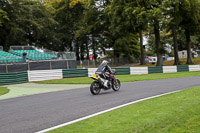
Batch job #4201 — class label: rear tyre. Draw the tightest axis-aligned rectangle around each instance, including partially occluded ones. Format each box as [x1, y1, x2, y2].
[90, 81, 101, 95]
[112, 79, 121, 91]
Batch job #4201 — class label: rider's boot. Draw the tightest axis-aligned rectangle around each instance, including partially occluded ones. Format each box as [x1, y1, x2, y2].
[104, 80, 108, 88]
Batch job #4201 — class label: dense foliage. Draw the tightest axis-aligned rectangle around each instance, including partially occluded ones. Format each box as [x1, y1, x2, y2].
[0, 0, 200, 65]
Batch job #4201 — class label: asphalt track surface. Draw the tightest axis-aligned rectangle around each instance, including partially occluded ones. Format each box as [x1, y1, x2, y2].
[0, 76, 200, 133]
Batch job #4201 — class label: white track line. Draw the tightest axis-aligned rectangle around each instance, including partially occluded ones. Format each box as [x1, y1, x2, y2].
[36, 90, 181, 133]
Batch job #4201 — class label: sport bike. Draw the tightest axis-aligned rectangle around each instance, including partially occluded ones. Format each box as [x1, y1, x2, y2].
[90, 69, 121, 95]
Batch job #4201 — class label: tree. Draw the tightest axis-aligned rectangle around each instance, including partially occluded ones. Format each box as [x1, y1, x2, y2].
[49, 0, 85, 52]
[0, 0, 58, 50]
[162, 0, 182, 65]
[131, 0, 166, 66]
[179, 0, 200, 64]
[0, 9, 9, 26]
[106, 0, 140, 61]
[124, 0, 149, 65]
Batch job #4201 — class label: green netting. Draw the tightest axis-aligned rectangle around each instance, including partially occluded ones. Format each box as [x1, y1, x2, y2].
[63, 69, 88, 78]
[0, 71, 28, 86]
[177, 65, 189, 72]
[148, 66, 163, 74]
[113, 67, 130, 75]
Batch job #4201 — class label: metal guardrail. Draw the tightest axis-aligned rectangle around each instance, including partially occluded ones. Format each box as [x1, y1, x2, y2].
[0, 65, 200, 86]
[0, 71, 28, 86]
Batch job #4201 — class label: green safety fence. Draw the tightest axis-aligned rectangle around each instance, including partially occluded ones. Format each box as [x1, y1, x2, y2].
[177, 65, 189, 72]
[63, 69, 88, 78]
[113, 67, 130, 75]
[0, 71, 28, 86]
[148, 66, 163, 74]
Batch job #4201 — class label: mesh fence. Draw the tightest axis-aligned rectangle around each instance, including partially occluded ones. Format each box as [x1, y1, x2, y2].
[0, 46, 76, 64]
[0, 60, 77, 73]
[76, 57, 139, 68]
[9, 46, 76, 61]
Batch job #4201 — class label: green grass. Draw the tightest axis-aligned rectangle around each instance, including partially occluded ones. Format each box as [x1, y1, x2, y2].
[34, 71, 200, 84]
[0, 87, 10, 96]
[48, 86, 200, 133]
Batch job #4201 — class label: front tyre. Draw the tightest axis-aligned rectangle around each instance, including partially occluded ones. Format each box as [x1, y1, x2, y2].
[112, 79, 121, 91]
[90, 81, 101, 95]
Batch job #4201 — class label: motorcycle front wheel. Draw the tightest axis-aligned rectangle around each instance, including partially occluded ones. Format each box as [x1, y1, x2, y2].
[112, 79, 121, 91]
[90, 81, 101, 95]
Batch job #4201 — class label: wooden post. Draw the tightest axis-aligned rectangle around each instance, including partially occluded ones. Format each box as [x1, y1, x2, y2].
[28, 61, 30, 70]
[66, 60, 69, 69]
[50, 61, 52, 70]
[5, 63, 8, 73]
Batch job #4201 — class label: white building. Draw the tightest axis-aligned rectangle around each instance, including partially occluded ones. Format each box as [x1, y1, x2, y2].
[178, 50, 198, 59]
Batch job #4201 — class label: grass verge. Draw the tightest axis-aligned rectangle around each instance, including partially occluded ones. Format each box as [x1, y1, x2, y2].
[0, 87, 10, 96]
[48, 86, 200, 133]
[34, 71, 200, 84]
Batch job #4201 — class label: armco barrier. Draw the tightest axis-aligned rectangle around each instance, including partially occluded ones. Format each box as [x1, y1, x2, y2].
[177, 65, 189, 72]
[114, 67, 130, 75]
[88, 68, 97, 77]
[163, 66, 177, 73]
[130, 67, 148, 75]
[62, 69, 88, 78]
[1, 65, 200, 86]
[88, 67, 130, 77]
[0, 71, 28, 86]
[148, 66, 163, 74]
[189, 65, 200, 72]
[28, 69, 63, 82]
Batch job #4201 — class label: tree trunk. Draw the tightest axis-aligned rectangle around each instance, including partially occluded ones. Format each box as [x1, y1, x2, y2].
[92, 35, 97, 61]
[85, 37, 89, 60]
[114, 49, 120, 65]
[185, 29, 193, 64]
[69, 40, 73, 51]
[75, 43, 80, 60]
[172, 26, 180, 65]
[154, 23, 163, 66]
[80, 43, 84, 60]
[139, 30, 145, 65]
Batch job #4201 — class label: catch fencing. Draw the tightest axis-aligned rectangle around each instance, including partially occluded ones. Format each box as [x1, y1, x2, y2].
[76, 57, 139, 68]
[0, 60, 76, 73]
[9, 46, 76, 60]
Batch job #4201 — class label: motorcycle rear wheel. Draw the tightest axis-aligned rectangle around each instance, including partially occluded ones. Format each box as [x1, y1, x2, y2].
[112, 79, 121, 91]
[90, 81, 101, 95]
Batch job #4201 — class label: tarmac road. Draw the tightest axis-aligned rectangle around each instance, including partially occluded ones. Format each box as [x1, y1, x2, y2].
[0, 76, 200, 133]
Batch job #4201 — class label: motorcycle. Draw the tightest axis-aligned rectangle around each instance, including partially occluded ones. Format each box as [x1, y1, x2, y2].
[90, 69, 121, 95]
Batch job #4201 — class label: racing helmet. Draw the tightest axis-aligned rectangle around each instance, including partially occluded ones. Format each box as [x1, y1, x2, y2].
[102, 60, 108, 64]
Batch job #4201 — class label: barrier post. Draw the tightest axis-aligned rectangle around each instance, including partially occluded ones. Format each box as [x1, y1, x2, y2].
[50, 60, 52, 70]
[5, 63, 8, 73]
[66, 60, 69, 69]
[28, 61, 30, 70]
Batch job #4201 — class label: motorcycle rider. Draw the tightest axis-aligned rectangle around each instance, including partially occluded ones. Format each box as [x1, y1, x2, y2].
[95, 60, 112, 88]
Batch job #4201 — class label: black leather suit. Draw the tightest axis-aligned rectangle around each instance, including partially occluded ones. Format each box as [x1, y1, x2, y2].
[95, 63, 112, 80]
